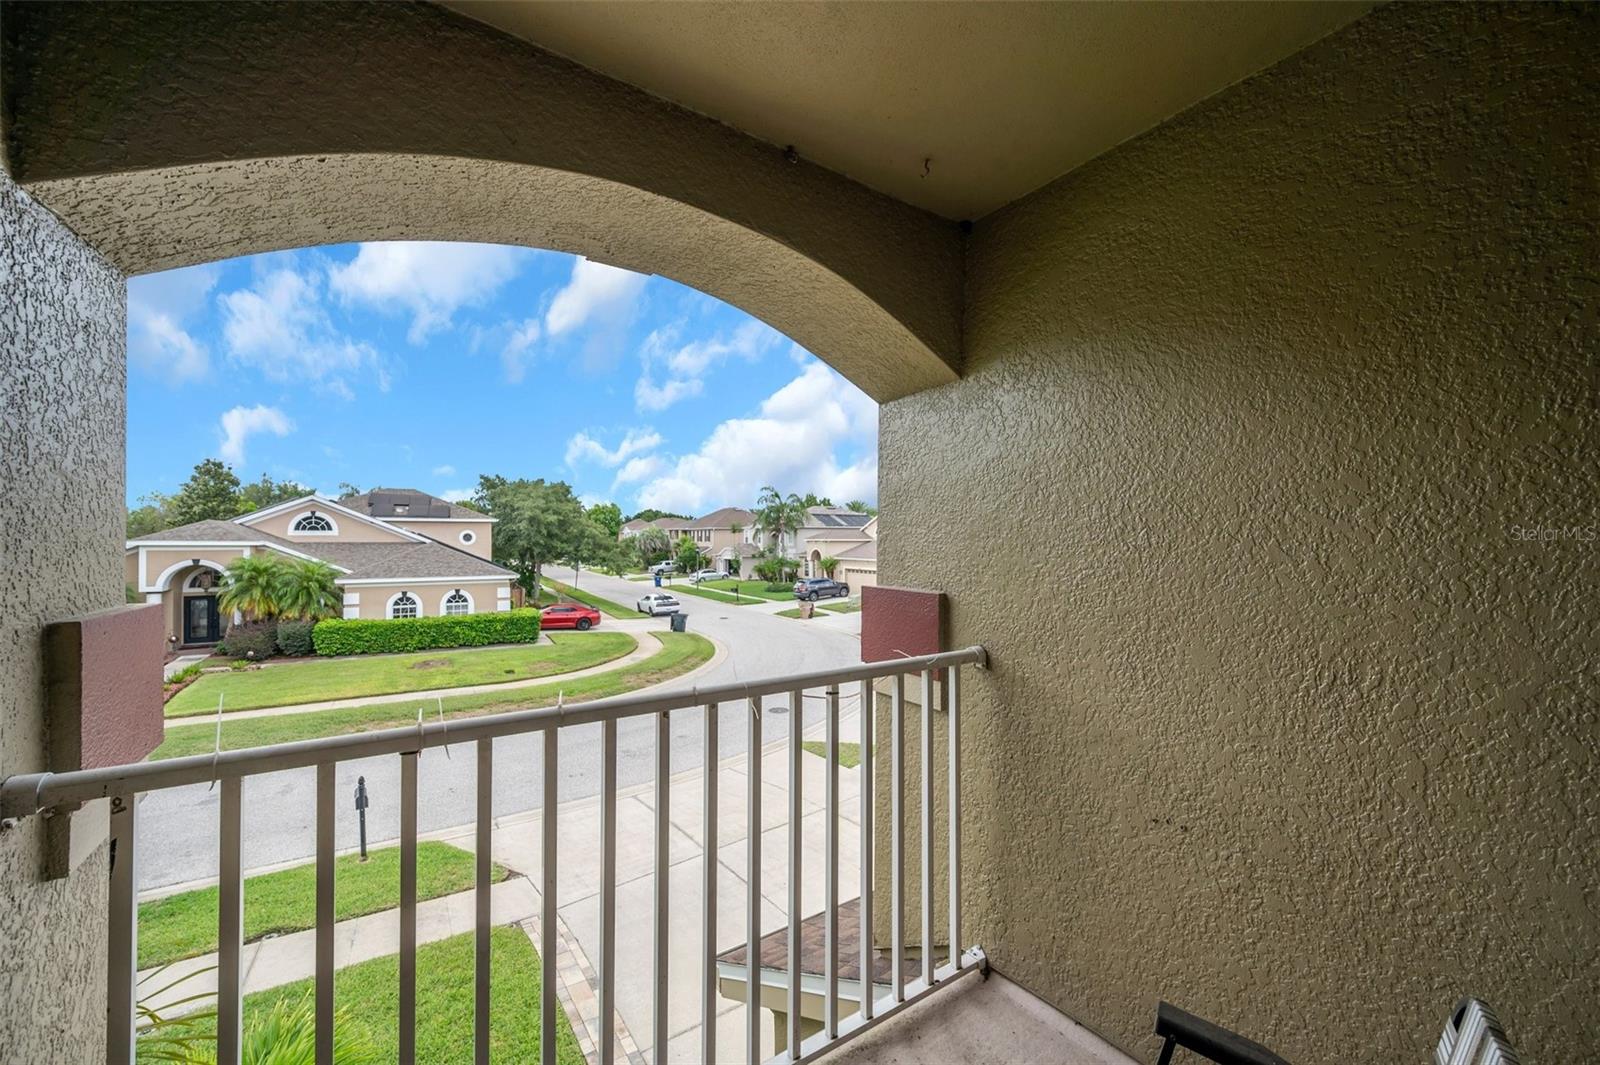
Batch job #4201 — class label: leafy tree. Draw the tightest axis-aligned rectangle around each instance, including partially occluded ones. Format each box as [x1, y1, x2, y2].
[674, 534, 705, 574]
[238, 474, 313, 513]
[635, 525, 672, 565]
[845, 500, 878, 516]
[625, 508, 692, 524]
[275, 559, 342, 620]
[565, 516, 625, 586]
[798, 493, 834, 508]
[168, 459, 243, 526]
[472, 475, 587, 594]
[819, 556, 840, 579]
[336, 482, 364, 499]
[218, 555, 285, 621]
[587, 501, 623, 540]
[126, 491, 175, 538]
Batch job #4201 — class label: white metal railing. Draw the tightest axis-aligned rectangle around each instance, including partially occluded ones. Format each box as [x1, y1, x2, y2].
[0, 645, 987, 1065]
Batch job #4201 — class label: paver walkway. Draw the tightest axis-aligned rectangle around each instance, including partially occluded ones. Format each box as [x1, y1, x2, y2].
[164, 631, 679, 726]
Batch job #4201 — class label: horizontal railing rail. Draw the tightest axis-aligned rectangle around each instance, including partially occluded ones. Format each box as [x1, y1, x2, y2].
[2, 644, 986, 1065]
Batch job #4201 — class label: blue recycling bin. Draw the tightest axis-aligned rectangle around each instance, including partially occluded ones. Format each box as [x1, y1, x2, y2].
[653, 572, 662, 587]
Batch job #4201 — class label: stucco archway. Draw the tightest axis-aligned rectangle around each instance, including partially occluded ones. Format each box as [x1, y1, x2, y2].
[2, 1, 965, 402]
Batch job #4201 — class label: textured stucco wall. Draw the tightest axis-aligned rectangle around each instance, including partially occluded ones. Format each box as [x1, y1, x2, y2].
[881, 4, 1597, 1062]
[0, 172, 124, 1061]
[0, 0, 963, 402]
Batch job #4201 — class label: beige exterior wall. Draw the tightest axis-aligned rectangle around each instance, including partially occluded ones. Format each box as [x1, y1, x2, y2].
[880, 6, 1597, 1062]
[243, 508, 413, 543]
[339, 580, 513, 620]
[134, 546, 251, 591]
[836, 562, 877, 591]
[0, 172, 120, 1060]
[389, 518, 495, 559]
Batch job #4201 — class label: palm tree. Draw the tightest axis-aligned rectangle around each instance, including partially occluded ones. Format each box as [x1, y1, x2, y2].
[275, 559, 342, 621]
[820, 555, 839, 579]
[218, 555, 284, 621]
[754, 485, 807, 553]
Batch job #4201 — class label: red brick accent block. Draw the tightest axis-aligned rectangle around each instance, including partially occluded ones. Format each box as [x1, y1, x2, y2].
[45, 604, 165, 771]
[860, 586, 946, 665]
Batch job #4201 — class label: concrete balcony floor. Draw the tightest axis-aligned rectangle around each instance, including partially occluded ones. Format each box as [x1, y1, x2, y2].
[815, 970, 1135, 1065]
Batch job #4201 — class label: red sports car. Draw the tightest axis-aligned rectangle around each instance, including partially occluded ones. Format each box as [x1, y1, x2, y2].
[540, 603, 601, 630]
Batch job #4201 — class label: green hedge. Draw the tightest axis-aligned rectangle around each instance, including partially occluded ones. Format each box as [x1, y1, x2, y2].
[276, 619, 317, 657]
[312, 609, 542, 656]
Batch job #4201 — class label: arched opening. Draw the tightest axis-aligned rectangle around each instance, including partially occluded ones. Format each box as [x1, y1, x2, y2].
[173, 563, 226, 646]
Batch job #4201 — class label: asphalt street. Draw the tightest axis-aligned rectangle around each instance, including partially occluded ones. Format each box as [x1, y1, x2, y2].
[137, 566, 863, 890]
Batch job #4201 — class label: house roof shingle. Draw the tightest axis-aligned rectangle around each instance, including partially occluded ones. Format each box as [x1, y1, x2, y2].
[129, 519, 265, 543]
[341, 488, 488, 521]
[687, 506, 754, 530]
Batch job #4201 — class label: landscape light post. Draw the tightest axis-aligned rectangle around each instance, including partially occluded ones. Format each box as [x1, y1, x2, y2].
[354, 775, 370, 861]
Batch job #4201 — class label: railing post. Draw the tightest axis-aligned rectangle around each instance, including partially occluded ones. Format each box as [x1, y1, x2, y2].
[600, 718, 618, 1065]
[541, 729, 559, 1065]
[890, 674, 905, 1002]
[747, 697, 762, 1065]
[948, 666, 962, 968]
[920, 670, 935, 989]
[653, 710, 670, 1064]
[824, 684, 840, 1038]
[218, 777, 244, 1065]
[857, 679, 875, 1021]
[106, 792, 138, 1065]
[315, 763, 335, 1065]
[475, 739, 493, 1065]
[399, 751, 418, 1065]
[787, 688, 803, 1057]
[702, 703, 719, 1065]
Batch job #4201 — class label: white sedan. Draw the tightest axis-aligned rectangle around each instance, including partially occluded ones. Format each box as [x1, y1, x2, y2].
[636, 592, 682, 616]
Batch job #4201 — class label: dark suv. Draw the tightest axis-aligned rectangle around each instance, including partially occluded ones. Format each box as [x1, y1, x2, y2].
[792, 576, 851, 601]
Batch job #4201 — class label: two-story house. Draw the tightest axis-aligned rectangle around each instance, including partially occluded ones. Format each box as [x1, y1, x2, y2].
[125, 488, 517, 647]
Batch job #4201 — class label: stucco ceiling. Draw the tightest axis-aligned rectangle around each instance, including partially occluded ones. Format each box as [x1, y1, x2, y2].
[443, 0, 1371, 220]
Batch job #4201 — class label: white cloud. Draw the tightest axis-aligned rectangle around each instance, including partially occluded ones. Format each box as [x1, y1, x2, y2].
[634, 360, 878, 514]
[612, 454, 667, 489]
[219, 265, 386, 397]
[439, 487, 474, 503]
[328, 242, 523, 343]
[218, 405, 294, 466]
[545, 258, 648, 337]
[432, 464, 456, 477]
[565, 428, 663, 468]
[127, 265, 221, 383]
[635, 319, 781, 412]
[500, 318, 542, 383]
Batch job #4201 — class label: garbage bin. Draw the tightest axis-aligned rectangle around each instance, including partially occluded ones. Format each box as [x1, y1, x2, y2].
[669, 612, 688, 633]
[653, 572, 662, 587]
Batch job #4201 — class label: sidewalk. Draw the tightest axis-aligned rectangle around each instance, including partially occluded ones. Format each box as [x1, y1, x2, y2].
[143, 698, 866, 1064]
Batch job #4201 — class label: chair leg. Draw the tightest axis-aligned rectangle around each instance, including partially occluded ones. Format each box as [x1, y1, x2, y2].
[1156, 1036, 1178, 1065]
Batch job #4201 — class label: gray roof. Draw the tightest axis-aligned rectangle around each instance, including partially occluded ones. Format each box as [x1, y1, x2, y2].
[129, 519, 266, 543]
[688, 506, 754, 530]
[834, 539, 877, 562]
[129, 518, 513, 582]
[342, 488, 487, 521]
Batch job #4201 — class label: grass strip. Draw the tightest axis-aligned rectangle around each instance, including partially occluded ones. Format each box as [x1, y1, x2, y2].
[801, 740, 862, 769]
[776, 599, 859, 619]
[167, 634, 635, 717]
[137, 926, 585, 1065]
[541, 577, 633, 619]
[670, 583, 767, 606]
[698, 578, 795, 602]
[151, 633, 715, 759]
[138, 842, 503, 969]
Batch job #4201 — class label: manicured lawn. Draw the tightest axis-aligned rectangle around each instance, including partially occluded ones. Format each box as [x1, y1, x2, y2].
[138, 926, 585, 1065]
[698, 578, 795, 601]
[138, 842, 503, 969]
[776, 599, 859, 619]
[802, 740, 862, 769]
[541, 577, 633, 619]
[166, 634, 636, 717]
[151, 633, 716, 758]
[671, 583, 767, 606]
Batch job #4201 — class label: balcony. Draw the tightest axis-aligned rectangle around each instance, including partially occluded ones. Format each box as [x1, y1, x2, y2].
[0, 648, 989, 1065]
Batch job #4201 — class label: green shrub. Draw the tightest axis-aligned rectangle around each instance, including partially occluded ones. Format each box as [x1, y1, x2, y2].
[275, 619, 316, 657]
[312, 609, 541, 657]
[219, 620, 277, 660]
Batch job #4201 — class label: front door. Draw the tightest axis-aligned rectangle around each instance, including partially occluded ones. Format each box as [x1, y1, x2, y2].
[183, 595, 220, 644]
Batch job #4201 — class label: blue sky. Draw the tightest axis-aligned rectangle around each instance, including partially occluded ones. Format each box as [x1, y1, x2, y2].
[126, 241, 878, 516]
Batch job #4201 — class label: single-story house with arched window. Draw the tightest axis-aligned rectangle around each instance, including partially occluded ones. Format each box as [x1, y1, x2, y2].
[124, 488, 517, 647]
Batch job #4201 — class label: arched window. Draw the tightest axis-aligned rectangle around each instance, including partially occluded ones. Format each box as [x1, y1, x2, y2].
[291, 511, 336, 533]
[186, 568, 222, 591]
[442, 589, 471, 616]
[389, 592, 420, 619]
